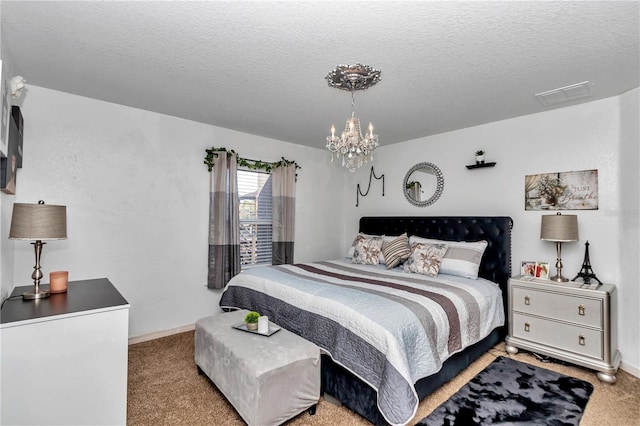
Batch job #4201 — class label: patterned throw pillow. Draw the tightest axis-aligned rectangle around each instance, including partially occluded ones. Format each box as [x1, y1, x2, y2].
[403, 243, 448, 277]
[347, 233, 385, 263]
[382, 233, 411, 269]
[409, 236, 488, 279]
[352, 237, 383, 266]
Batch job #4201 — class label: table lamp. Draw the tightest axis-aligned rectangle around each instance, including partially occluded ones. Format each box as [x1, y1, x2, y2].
[540, 212, 578, 282]
[9, 200, 67, 300]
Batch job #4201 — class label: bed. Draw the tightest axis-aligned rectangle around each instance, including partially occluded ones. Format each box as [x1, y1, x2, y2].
[219, 216, 513, 425]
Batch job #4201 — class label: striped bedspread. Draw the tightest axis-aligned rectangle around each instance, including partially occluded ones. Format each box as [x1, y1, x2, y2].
[219, 259, 504, 425]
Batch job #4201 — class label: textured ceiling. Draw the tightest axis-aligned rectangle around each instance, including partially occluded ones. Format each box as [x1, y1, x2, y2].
[1, 1, 638, 148]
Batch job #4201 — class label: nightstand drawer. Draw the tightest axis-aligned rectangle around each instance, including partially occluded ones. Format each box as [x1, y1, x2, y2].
[512, 287, 602, 328]
[512, 313, 603, 359]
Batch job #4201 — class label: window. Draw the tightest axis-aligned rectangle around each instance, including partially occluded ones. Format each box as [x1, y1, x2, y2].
[237, 169, 272, 268]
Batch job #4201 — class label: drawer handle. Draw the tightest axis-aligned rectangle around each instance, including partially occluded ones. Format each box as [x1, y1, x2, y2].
[524, 296, 530, 305]
[578, 335, 585, 346]
[578, 304, 585, 316]
[524, 322, 530, 332]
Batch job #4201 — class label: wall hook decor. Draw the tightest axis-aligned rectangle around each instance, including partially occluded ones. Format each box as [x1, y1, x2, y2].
[356, 166, 384, 207]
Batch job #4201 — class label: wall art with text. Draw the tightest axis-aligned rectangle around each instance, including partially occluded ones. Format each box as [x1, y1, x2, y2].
[525, 169, 598, 211]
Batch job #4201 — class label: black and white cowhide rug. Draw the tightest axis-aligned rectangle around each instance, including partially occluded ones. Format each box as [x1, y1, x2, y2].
[416, 356, 594, 426]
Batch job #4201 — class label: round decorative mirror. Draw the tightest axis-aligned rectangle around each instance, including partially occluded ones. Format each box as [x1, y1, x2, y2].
[403, 162, 444, 207]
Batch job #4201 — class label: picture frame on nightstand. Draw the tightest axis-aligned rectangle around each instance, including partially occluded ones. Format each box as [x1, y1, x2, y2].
[521, 261, 536, 277]
[535, 261, 549, 280]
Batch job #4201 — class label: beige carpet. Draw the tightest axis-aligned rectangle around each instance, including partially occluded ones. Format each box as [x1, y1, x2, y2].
[128, 331, 639, 425]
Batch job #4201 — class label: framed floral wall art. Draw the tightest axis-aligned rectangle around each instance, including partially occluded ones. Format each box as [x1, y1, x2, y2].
[524, 169, 598, 211]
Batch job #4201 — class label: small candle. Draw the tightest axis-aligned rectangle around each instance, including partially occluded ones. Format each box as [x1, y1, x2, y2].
[49, 271, 68, 294]
[258, 316, 269, 334]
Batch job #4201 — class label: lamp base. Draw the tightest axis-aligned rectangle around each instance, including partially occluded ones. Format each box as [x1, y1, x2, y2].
[549, 274, 569, 283]
[22, 287, 50, 300]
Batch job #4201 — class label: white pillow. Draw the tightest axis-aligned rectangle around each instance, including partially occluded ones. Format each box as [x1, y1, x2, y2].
[408, 236, 488, 279]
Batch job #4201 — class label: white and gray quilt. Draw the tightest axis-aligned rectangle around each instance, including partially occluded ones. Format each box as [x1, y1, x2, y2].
[219, 259, 504, 426]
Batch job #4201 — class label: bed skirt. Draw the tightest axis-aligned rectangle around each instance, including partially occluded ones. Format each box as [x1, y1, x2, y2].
[320, 327, 504, 425]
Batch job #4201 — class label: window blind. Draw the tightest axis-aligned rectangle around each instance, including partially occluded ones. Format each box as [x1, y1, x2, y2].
[237, 170, 273, 267]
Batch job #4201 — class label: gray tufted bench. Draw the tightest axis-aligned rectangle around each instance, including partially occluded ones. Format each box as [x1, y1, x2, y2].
[195, 310, 320, 426]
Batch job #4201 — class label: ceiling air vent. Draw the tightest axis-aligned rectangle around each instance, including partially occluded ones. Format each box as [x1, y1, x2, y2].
[535, 81, 593, 106]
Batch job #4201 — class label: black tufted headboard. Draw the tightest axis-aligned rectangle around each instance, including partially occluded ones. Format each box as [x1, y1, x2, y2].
[359, 216, 513, 311]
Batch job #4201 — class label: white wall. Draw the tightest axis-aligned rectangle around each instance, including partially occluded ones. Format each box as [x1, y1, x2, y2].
[341, 93, 639, 374]
[618, 87, 640, 372]
[7, 86, 345, 338]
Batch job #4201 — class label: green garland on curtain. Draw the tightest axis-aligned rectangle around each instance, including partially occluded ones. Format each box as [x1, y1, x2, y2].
[204, 147, 300, 173]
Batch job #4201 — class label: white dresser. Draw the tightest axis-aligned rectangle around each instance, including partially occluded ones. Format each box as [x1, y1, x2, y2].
[1, 278, 129, 425]
[505, 276, 620, 383]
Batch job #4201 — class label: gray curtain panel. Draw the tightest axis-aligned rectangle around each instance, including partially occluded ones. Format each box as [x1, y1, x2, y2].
[272, 164, 296, 265]
[208, 151, 241, 289]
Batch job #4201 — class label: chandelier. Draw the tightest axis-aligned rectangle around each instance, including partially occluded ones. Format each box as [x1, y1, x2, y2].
[325, 64, 381, 172]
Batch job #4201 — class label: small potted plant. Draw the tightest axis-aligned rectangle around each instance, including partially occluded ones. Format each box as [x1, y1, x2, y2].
[475, 150, 485, 164]
[244, 311, 260, 331]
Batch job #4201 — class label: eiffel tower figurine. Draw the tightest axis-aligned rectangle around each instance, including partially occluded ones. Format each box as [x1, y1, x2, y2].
[572, 241, 602, 285]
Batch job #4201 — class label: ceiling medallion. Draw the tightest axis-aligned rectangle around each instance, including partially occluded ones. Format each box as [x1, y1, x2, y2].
[325, 64, 381, 172]
[325, 64, 382, 91]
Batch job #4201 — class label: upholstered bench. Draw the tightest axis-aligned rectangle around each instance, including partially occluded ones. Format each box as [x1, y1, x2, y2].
[195, 310, 320, 426]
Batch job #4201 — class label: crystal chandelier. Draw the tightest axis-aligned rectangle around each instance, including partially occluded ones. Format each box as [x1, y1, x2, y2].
[325, 64, 381, 172]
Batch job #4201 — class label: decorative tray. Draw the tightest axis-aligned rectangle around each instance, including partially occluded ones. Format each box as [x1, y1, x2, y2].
[232, 322, 281, 337]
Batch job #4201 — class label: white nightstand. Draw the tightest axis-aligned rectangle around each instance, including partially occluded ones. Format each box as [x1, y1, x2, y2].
[505, 276, 621, 383]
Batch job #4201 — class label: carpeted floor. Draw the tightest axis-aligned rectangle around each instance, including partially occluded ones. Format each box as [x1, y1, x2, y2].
[127, 331, 640, 426]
